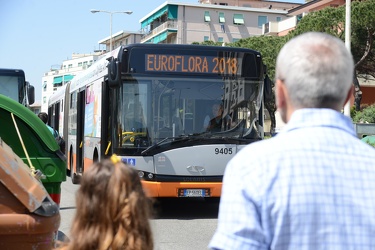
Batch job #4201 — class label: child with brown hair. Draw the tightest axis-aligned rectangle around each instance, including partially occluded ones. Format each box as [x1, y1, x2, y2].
[57, 155, 153, 250]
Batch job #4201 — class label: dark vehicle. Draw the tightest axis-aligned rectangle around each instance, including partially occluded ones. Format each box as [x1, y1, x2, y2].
[0, 68, 35, 106]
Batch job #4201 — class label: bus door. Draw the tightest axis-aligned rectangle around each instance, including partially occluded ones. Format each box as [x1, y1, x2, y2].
[76, 90, 85, 175]
[51, 102, 60, 131]
[101, 81, 111, 158]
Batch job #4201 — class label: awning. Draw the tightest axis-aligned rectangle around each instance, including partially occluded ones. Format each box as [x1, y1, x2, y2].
[53, 75, 74, 85]
[53, 76, 62, 85]
[233, 14, 244, 25]
[141, 5, 178, 28]
[141, 5, 168, 28]
[152, 31, 168, 43]
[204, 11, 211, 22]
[63, 74, 74, 82]
[143, 29, 177, 44]
[219, 12, 225, 23]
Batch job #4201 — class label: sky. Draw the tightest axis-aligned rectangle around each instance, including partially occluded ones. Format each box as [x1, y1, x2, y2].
[0, 0, 303, 101]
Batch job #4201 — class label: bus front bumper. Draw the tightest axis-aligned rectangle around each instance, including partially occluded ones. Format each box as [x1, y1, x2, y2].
[141, 180, 222, 198]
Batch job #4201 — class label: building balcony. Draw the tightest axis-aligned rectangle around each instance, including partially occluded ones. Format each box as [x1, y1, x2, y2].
[263, 16, 299, 36]
[263, 22, 279, 35]
[141, 20, 177, 43]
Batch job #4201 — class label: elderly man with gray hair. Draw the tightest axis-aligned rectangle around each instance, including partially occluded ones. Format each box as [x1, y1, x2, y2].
[209, 32, 375, 250]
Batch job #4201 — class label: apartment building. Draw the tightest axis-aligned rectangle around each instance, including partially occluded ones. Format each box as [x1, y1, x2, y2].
[40, 51, 104, 112]
[98, 30, 143, 52]
[263, 0, 346, 36]
[199, 0, 300, 10]
[139, 1, 301, 44]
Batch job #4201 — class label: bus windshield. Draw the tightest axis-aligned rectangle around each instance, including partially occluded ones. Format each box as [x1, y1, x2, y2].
[113, 75, 263, 150]
[0, 69, 34, 106]
[0, 75, 23, 103]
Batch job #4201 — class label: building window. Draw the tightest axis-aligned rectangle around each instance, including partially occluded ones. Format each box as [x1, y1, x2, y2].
[125, 38, 128, 45]
[219, 3, 228, 6]
[218, 37, 224, 42]
[83, 61, 88, 66]
[219, 12, 225, 23]
[43, 81, 47, 92]
[221, 24, 226, 33]
[296, 14, 303, 23]
[204, 36, 209, 41]
[258, 16, 268, 28]
[233, 14, 244, 25]
[43, 96, 46, 104]
[68, 64, 72, 68]
[204, 11, 211, 22]
[232, 38, 240, 43]
[276, 17, 282, 22]
[78, 62, 82, 67]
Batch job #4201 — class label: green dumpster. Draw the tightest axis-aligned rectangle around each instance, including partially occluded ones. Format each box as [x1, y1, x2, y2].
[0, 95, 66, 205]
[361, 135, 375, 147]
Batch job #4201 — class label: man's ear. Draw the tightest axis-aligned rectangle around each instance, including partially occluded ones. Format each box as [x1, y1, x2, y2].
[276, 79, 286, 109]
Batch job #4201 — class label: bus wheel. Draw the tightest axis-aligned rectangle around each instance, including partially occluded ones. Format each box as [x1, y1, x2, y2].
[71, 172, 80, 184]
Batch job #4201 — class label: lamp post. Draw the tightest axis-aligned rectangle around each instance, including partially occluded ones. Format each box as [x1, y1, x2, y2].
[90, 9, 133, 52]
[343, 0, 351, 117]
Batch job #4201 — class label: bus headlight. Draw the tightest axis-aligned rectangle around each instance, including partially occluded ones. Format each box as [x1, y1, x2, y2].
[138, 171, 155, 181]
[138, 171, 144, 178]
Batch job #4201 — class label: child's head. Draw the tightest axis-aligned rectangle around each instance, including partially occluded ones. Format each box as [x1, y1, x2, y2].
[38, 112, 48, 124]
[69, 156, 153, 250]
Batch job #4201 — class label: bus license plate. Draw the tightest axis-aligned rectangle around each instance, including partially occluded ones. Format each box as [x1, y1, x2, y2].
[183, 189, 205, 197]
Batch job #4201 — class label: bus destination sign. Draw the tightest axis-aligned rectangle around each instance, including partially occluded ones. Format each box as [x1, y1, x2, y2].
[145, 54, 242, 76]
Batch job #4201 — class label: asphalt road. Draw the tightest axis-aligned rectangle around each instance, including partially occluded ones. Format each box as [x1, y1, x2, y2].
[58, 179, 220, 250]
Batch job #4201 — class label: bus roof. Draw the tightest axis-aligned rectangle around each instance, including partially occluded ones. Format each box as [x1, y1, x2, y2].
[0, 95, 59, 152]
[48, 83, 68, 105]
[0, 68, 25, 77]
[122, 43, 261, 54]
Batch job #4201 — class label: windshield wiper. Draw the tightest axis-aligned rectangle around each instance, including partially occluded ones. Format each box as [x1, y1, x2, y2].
[140, 134, 203, 155]
[141, 137, 170, 155]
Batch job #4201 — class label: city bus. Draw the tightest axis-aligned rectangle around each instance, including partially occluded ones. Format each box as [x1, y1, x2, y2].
[0, 68, 35, 106]
[48, 44, 267, 197]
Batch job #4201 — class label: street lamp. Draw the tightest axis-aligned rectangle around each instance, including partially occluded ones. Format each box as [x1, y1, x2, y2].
[90, 9, 133, 52]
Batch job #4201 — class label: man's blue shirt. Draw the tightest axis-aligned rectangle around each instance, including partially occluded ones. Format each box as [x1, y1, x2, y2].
[210, 109, 375, 250]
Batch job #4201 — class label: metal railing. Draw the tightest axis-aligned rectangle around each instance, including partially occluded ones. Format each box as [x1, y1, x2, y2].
[141, 20, 177, 43]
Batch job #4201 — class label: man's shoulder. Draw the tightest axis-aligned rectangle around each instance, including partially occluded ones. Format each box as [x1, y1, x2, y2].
[236, 136, 285, 160]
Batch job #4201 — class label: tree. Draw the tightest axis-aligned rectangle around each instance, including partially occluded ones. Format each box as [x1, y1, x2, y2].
[288, 0, 375, 110]
[230, 36, 286, 133]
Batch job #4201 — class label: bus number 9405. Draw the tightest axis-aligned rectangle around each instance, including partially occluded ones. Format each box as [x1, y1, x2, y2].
[215, 148, 233, 155]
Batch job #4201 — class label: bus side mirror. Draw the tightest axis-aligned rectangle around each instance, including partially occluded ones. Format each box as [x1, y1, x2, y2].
[107, 57, 121, 89]
[28, 84, 35, 105]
